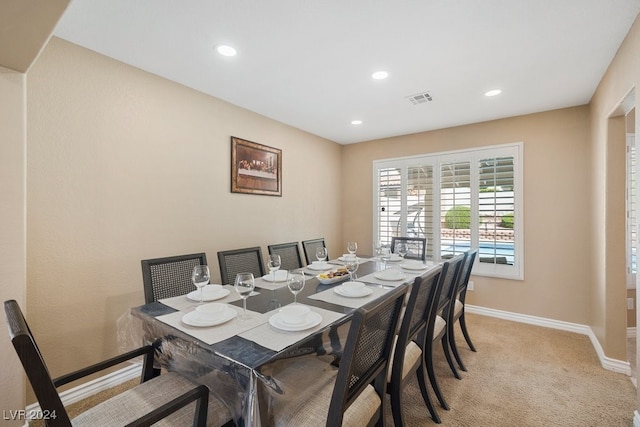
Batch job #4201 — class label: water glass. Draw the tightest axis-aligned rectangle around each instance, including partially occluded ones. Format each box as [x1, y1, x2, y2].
[234, 272, 255, 320]
[344, 254, 359, 282]
[191, 265, 210, 304]
[347, 241, 358, 255]
[287, 271, 305, 304]
[267, 254, 281, 280]
[315, 247, 328, 266]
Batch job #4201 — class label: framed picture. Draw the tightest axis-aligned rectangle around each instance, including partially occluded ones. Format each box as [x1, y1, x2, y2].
[231, 136, 282, 196]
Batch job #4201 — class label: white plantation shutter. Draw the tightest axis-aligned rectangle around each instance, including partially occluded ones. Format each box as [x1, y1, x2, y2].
[373, 143, 523, 280]
[628, 134, 637, 286]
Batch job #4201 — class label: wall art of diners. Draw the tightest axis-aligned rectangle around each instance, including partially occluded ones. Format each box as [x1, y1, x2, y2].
[231, 136, 282, 196]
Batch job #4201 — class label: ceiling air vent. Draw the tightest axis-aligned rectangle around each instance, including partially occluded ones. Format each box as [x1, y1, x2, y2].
[407, 91, 433, 105]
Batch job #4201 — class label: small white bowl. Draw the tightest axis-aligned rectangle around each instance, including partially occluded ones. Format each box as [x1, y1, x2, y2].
[341, 281, 365, 292]
[279, 305, 310, 325]
[195, 302, 227, 319]
[201, 284, 223, 297]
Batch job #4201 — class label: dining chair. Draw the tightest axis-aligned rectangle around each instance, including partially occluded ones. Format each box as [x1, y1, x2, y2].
[141, 252, 208, 303]
[387, 265, 443, 426]
[269, 285, 407, 426]
[424, 253, 465, 415]
[217, 246, 265, 285]
[301, 238, 328, 265]
[4, 299, 233, 427]
[391, 236, 427, 261]
[268, 241, 304, 271]
[448, 248, 479, 372]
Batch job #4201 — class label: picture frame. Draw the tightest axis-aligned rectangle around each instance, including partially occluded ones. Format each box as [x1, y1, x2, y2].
[231, 136, 282, 196]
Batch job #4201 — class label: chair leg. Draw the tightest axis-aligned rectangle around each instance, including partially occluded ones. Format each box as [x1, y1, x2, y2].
[390, 382, 408, 427]
[425, 342, 449, 410]
[449, 322, 467, 372]
[442, 333, 462, 380]
[459, 311, 477, 352]
[416, 363, 442, 423]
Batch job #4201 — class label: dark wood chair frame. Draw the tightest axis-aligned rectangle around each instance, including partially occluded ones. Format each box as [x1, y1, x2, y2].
[424, 254, 465, 420]
[217, 246, 265, 285]
[4, 299, 209, 427]
[326, 285, 407, 426]
[388, 266, 443, 426]
[390, 237, 427, 261]
[448, 248, 479, 371]
[267, 241, 304, 271]
[301, 238, 329, 265]
[141, 252, 208, 303]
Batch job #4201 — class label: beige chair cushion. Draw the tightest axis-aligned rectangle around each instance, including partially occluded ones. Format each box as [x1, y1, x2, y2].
[433, 315, 446, 340]
[72, 372, 231, 427]
[454, 299, 463, 316]
[270, 355, 381, 426]
[387, 338, 422, 382]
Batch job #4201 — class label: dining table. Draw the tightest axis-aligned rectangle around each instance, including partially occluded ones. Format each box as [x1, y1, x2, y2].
[125, 254, 438, 426]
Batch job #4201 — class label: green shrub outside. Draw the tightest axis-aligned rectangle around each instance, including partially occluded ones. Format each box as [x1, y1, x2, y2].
[445, 206, 471, 229]
[501, 213, 514, 228]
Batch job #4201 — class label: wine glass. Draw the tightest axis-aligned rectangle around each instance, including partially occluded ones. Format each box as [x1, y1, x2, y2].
[191, 265, 210, 304]
[395, 242, 408, 263]
[347, 241, 358, 256]
[315, 246, 328, 267]
[380, 246, 391, 270]
[287, 271, 305, 304]
[267, 254, 281, 280]
[234, 272, 255, 320]
[344, 254, 359, 282]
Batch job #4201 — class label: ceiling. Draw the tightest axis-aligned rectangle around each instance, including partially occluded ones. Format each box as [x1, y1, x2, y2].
[53, 0, 640, 144]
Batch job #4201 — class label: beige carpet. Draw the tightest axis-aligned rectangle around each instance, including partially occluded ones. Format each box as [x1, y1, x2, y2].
[32, 314, 637, 426]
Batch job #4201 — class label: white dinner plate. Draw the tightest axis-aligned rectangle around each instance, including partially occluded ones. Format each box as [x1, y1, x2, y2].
[187, 285, 230, 302]
[400, 261, 429, 270]
[387, 254, 403, 262]
[269, 311, 322, 331]
[181, 308, 237, 327]
[307, 262, 331, 271]
[262, 270, 288, 282]
[374, 270, 406, 281]
[334, 285, 373, 298]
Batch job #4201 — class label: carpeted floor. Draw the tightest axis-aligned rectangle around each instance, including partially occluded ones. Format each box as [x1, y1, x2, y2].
[32, 314, 637, 426]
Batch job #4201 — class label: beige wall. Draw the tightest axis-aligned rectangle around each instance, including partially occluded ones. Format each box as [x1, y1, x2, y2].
[343, 107, 592, 326]
[590, 14, 640, 361]
[25, 37, 343, 399]
[0, 67, 27, 425]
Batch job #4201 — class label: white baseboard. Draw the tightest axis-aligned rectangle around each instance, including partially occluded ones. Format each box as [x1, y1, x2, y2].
[634, 410, 640, 427]
[466, 305, 632, 376]
[25, 363, 142, 419]
[629, 327, 637, 339]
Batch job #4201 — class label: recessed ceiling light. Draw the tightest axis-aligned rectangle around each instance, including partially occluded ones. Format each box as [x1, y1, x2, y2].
[485, 89, 502, 97]
[216, 45, 237, 57]
[371, 71, 388, 80]
[351, 120, 363, 125]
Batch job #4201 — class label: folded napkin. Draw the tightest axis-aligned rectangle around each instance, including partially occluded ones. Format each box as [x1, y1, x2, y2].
[307, 284, 394, 309]
[239, 306, 345, 352]
[155, 306, 268, 345]
[159, 285, 245, 311]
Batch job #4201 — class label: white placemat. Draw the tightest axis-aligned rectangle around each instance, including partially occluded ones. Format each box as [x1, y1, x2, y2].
[358, 270, 416, 287]
[239, 306, 345, 352]
[155, 306, 268, 345]
[307, 284, 394, 309]
[159, 285, 252, 311]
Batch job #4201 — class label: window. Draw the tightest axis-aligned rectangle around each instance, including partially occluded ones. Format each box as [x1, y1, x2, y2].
[627, 132, 636, 288]
[374, 143, 523, 280]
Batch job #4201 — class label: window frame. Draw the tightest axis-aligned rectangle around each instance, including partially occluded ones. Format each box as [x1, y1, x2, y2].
[373, 142, 524, 280]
